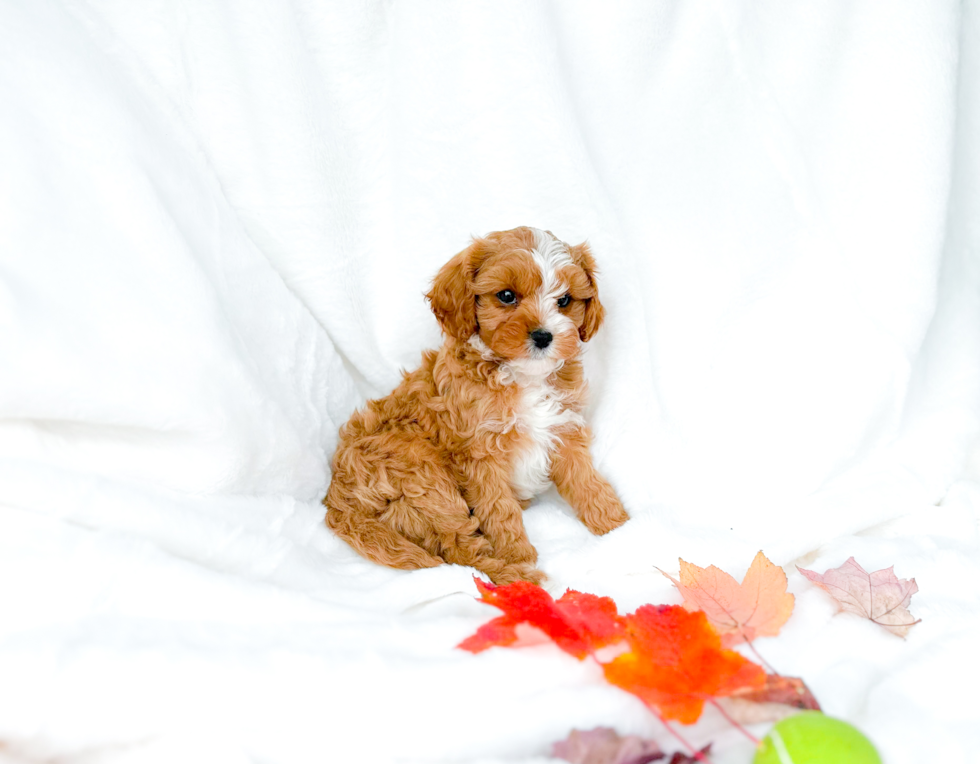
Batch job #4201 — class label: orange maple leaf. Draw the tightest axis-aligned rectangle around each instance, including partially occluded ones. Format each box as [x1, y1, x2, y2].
[661, 551, 795, 647]
[457, 577, 624, 659]
[602, 605, 766, 724]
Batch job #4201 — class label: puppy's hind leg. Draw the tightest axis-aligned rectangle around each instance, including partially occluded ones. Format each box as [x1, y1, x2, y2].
[325, 491, 443, 571]
[447, 549, 545, 585]
[441, 521, 545, 585]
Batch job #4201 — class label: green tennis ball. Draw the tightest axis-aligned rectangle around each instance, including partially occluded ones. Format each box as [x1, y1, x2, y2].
[754, 711, 882, 764]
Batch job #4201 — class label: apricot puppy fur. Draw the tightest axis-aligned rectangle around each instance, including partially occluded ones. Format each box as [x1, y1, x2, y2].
[324, 226, 629, 583]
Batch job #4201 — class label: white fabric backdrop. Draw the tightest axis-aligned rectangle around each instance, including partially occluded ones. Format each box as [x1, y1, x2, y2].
[2, 2, 979, 763]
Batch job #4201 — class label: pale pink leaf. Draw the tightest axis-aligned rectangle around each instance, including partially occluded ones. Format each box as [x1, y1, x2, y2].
[798, 556, 920, 637]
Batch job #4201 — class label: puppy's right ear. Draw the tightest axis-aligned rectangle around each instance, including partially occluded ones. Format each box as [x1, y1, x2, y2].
[426, 238, 486, 341]
[569, 241, 606, 342]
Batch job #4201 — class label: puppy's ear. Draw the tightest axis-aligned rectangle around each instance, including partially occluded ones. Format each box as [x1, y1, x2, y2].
[569, 242, 606, 342]
[426, 238, 487, 341]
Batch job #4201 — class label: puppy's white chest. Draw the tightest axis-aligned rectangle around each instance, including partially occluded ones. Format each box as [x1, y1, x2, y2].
[509, 383, 583, 501]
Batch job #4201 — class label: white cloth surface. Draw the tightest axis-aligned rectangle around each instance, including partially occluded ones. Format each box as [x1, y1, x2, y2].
[2, 1, 979, 762]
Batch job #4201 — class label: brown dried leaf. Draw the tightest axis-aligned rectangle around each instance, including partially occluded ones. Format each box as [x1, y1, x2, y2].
[666, 746, 712, 764]
[551, 727, 663, 764]
[716, 674, 821, 725]
[798, 557, 920, 637]
[726, 674, 820, 709]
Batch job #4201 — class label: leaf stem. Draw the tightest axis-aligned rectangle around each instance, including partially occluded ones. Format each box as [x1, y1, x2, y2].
[743, 638, 778, 675]
[649, 708, 713, 763]
[707, 699, 760, 745]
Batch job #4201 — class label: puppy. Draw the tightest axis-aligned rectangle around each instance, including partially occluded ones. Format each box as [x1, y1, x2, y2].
[324, 226, 629, 583]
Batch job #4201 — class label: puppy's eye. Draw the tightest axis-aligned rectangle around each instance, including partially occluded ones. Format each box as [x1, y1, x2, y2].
[496, 289, 517, 305]
[556, 293, 572, 308]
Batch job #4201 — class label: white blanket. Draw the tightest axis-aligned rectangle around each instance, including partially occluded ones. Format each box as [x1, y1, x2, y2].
[2, 1, 979, 762]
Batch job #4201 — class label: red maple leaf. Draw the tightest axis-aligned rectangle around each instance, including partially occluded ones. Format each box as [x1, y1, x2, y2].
[601, 605, 766, 724]
[457, 577, 624, 659]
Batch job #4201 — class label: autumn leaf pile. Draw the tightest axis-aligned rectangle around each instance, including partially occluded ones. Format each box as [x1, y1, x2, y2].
[460, 577, 767, 724]
[457, 552, 919, 762]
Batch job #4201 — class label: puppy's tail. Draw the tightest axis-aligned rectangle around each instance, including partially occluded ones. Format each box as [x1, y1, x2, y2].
[325, 494, 443, 572]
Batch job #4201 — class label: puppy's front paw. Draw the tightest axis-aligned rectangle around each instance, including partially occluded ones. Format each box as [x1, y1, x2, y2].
[494, 563, 546, 586]
[486, 529, 538, 564]
[510, 536, 539, 564]
[581, 490, 629, 536]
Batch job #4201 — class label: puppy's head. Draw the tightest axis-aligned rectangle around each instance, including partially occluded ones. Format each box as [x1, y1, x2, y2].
[426, 227, 605, 374]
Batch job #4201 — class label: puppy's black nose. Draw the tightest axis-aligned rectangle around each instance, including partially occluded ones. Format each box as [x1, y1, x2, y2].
[530, 329, 553, 349]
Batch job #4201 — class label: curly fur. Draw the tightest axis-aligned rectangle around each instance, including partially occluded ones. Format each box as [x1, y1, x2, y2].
[324, 226, 629, 583]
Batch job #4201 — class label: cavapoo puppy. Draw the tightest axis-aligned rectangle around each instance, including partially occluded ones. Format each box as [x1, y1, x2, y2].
[325, 226, 628, 583]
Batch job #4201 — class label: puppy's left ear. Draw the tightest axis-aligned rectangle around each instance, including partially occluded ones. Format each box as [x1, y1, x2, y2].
[426, 238, 487, 341]
[569, 242, 606, 342]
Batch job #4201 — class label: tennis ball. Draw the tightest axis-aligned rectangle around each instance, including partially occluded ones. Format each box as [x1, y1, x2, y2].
[753, 711, 882, 764]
